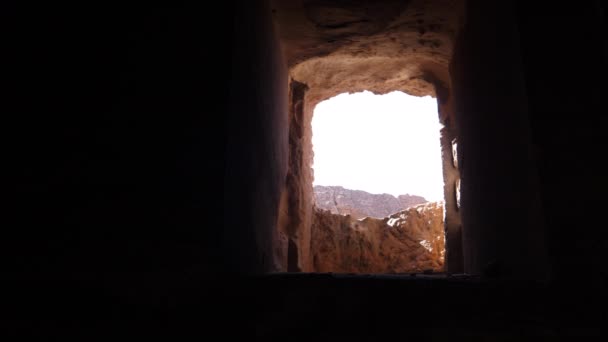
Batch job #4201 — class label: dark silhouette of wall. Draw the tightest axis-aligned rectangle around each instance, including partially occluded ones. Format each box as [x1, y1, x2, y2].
[225, 0, 289, 274]
[450, 0, 550, 280]
[516, 1, 608, 284]
[4, 2, 236, 323]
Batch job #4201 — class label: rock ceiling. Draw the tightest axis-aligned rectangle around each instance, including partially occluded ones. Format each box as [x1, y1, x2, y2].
[271, 0, 465, 104]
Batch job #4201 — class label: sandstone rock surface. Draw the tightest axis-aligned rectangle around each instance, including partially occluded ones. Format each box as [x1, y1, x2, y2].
[272, 0, 465, 104]
[311, 201, 445, 273]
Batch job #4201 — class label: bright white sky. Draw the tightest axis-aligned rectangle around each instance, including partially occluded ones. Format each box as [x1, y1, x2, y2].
[311, 90, 445, 202]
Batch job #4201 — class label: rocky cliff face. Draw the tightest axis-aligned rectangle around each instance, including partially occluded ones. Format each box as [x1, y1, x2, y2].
[314, 185, 428, 219]
[311, 201, 445, 273]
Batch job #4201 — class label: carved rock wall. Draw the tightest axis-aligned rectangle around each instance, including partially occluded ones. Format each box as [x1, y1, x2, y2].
[271, 0, 465, 272]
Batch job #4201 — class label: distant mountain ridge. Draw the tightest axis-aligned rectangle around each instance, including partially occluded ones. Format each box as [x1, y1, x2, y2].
[313, 185, 428, 219]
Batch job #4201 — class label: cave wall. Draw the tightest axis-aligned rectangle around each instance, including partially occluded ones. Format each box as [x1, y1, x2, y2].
[449, 0, 607, 283]
[437, 86, 463, 273]
[277, 79, 313, 271]
[3, 5, 254, 320]
[450, 0, 550, 280]
[226, 0, 290, 273]
[5, 0, 288, 294]
[515, 1, 608, 284]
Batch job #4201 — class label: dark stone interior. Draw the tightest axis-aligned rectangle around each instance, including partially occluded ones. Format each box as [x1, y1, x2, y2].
[4, 0, 607, 338]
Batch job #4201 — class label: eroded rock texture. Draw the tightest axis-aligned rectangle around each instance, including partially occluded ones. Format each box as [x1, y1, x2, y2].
[272, 0, 464, 104]
[272, 0, 464, 272]
[311, 201, 445, 273]
[314, 185, 427, 219]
